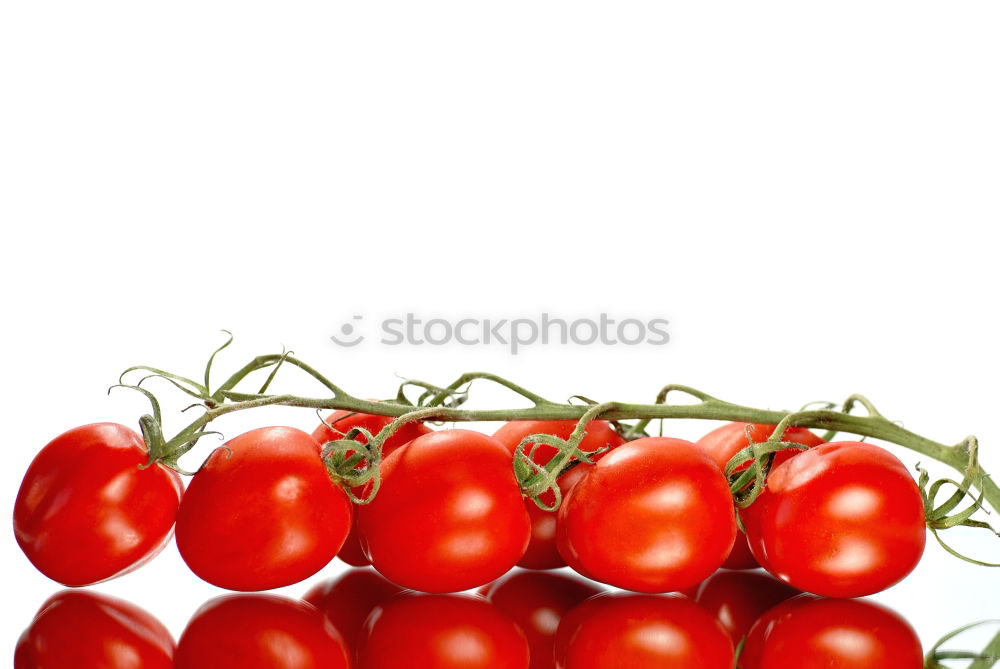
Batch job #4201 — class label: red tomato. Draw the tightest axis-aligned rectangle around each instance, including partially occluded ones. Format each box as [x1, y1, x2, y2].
[358, 593, 530, 669]
[696, 422, 824, 571]
[742, 441, 926, 597]
[15, 590, 174, 669]
[553, 593, 734, 669]
[481, 570, 603, 669]
[313, 407, 432, 568]
[175, 594, 350, 668]
[741, 595, 923, 669]
[358, 429, 532, 592]
[13, 423, 183, 586]
[175, 426, 352, 591]
[303, 568, 405, 658]
[493, 420, 624, 570]
[692, 570, 800, 643]
[556, 437, 736, 593]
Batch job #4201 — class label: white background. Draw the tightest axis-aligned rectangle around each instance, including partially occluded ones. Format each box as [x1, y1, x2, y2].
[2, 0, 999, 659]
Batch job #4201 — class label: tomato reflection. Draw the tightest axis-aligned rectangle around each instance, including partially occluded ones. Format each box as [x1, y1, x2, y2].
[303, 568, 405, 660]
[481, 570, 603, 669]
[15, 590, 174, 669]
[174, 594, 350, 669]
[358, 592, 531, 669]
[741, 595, 923, 669]
[692, 569, 801, 642]
[554, 593, 735, 669]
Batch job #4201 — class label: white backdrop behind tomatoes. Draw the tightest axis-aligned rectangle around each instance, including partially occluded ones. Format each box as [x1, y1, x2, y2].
[2, 0, 999, 657]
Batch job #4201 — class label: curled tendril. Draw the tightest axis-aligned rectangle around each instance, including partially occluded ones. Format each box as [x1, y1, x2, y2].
[394, 377, 470, 411]
[203, 330, 234, 395]
[321, 428, 384, 505]
[917, 464, 1000, 567]
[108, 384, 163, 426]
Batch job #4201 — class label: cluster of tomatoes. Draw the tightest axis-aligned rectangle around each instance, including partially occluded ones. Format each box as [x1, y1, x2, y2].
[16, 567, 926, 668]
[14, 408, 929, 601]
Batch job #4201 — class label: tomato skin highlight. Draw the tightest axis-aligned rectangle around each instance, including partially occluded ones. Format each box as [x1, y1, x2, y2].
[358, 593, 530, 669]
[15, 590, 174, 669]
[175, 426, 352, 591]
[481, 570, 603, 669]
[303, 568, 405, 659]
[742, 441, 926, 597]
[13, 423, 183, 587]
[556, 437, 737, 593]
[493, 420, 624, 570]
[696, 422, 824, 571]
[175, 594, 350, 669]
[358, 429, 532, 592]
[741, 595, 923, 669]
[692, 569, 800, 643]
[313, 408, 432, 568]
[553, 593, 735, 669]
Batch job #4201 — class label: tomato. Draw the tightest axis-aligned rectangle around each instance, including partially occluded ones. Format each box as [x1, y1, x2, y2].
[553, 593, 734, 669]
[481, 570, 603, 669]
[15, 590, 174, 669]
[742, 441, 926, 597]
[358, 593, 530, 669]
[313, 407, 431, 568]
[741, 595, 923, 668]
[692, 570, 800, 643]
[303, 568, 405, 658]
[493, 420, 624, 570]
[13, 423, 183, 586]
[358, 429, 532, 592]
[175, 594, 350, 668]
[696, 422, 824, 571]
[175, 426, 352, 591]
[556, 437, 736, 593]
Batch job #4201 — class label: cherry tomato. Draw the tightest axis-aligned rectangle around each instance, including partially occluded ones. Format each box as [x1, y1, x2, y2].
[175, 426, 352, 591]
[556, 437, 736, 593]
[481, 570, 603, 669]
[493, 420, 624, 570]
[313, 407, 432, 568]
[741, 595, 923, 669]
[553, 593, 734, 669]
[692, 570, 800, 643]
[13, 423, 183, 586]
[175, 594, 350, 668]
[358, 429, 532, 592]
[358, 593, 530, 669]
[15, 590, 174, 669]
[742, 441, 926, 597]
[303, 568, 405, 658]
[696, 422, 824, 571]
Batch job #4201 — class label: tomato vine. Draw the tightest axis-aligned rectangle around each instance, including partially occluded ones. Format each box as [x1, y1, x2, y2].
[117, 334, 1000, 568]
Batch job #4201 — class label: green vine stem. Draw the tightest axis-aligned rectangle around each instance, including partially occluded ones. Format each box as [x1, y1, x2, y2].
[119, 345, 1000, 543]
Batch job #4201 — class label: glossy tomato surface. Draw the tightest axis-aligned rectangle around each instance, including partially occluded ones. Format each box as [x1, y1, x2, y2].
[693, 569, 800, 642]
[553, 593, 734, 669]
[15, 590, 174, 669]
[741, 595, 923, 668]
[742, 441, 926, 597]
[556, 437, 736, 592]
[175, 426, 352, 591]
[175, 594, 350, 668]
[493, 420, 624, 570]
[696, 422, 824, 570]
[14, 423, 183, 586]
[358, 429, 531, 592]
[313, 407, 432, 568]
[358, 593, 530, 669]
[482, 570, 603, 669]
[303, 568, 405, 658]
